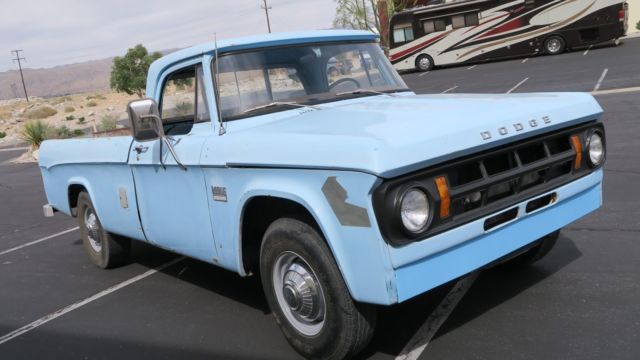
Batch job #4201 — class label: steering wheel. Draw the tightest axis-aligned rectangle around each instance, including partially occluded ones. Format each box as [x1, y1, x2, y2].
[329, 77, 361, 90]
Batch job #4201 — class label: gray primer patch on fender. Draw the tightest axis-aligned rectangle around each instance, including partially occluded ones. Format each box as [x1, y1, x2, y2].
[322, 177, 371, 227]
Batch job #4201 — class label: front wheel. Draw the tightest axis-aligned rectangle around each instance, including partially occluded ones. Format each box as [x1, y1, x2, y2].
[544, 36, 566, 55]
[415, 54, 434, 72]
[260, 218, 376, 360]
[77, 192, 131, 269]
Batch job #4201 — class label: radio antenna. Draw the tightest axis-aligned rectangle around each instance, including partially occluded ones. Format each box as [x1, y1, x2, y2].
[214, 33, 226, 135]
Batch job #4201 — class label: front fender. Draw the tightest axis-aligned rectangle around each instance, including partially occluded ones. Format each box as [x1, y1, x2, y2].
[202, 167, 398, 305]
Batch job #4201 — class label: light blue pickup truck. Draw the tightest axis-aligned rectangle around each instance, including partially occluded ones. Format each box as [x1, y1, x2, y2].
[39, 30, 606, 359]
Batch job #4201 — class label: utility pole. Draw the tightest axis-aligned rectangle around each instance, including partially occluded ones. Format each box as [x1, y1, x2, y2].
[362, 0, 368, 29]
[11, 50, 29, 102]
[261, 0, 272, 33]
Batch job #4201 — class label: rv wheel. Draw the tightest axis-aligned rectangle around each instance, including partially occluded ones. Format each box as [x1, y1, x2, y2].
[544, 36, 565, 55]
[415, 54, 434, 72]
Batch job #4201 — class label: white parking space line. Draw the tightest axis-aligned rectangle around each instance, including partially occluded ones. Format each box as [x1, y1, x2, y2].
[591, 86, 640, 96]
[615, 38, 621, 46]
[506, 77, 529, 94]
[0, 227, 79, 256]
[395, 273, 479, 360]
[0, 147, 28, 153]
[593, 68, 608, 92]
[521, 58, 528, 64]
[418, 71, 431, 77]
[467, 65, 477, 70]
[583, 45, 593, 56]
[441, 86, 458, 94]
[0, 256, 185, 345]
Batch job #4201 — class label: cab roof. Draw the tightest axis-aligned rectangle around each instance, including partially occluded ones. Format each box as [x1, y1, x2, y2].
[147, 30, 378, 86]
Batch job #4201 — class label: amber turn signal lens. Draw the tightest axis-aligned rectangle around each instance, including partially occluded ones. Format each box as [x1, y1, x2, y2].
[434, 176, 451, 219]
[570, 135, 582, 170]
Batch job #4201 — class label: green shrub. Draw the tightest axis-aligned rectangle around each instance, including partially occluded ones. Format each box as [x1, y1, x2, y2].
[21, 120, 52, 148]
[25, 106, 57, 120]
[73, 129, 85, 137]
[55, 125, 73, 138]
[86, 101, 98, 107]
[636, 20, 640, 31]
[99, 114, 118, 132]
[64, 106, 75, 113]
[76, 117, 86, 125]
[174, 102, 194, 116]
[0, 131, 6, 139]
[65, 115, 75, 121]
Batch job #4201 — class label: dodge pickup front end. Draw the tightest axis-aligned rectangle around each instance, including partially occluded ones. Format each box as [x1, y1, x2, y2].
[38, 30, 605, 360]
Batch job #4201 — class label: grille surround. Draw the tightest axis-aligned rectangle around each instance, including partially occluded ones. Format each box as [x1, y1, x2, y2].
[373, 121, 604, 246]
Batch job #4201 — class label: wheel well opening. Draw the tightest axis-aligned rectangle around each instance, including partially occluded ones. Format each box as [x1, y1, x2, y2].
[241, 196, 318, 275]
[68, 184, 86, 217]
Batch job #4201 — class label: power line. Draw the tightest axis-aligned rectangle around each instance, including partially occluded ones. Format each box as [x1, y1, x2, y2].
[11, 50, 29, 102]
[261, 0, 272, 33]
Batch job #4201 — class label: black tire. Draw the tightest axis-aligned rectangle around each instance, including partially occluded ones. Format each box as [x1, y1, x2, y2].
[415, 54, 434, 72]
[260, 218, 376, 360]
[504, 230, 560, 267]
[544, 36, 566, 55]
[77, 192, 130, 269]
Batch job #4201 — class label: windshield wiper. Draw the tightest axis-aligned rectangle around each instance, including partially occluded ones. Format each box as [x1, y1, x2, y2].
[242, 101, 321, 115]
[335, 89, 399, 98]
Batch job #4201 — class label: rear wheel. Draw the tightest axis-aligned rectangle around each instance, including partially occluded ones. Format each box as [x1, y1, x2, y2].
[544, 36, 566, 55]
[505, 230, 560, 267]
[260, 218, 376, 360]
[77, 192, 130, 269]
[415, 54, 434, 72]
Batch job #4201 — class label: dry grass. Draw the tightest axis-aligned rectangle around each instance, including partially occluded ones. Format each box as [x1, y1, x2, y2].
[26, 106, 58, 120]
[86, 100, 98, 107]
[64, 106, 75, 113]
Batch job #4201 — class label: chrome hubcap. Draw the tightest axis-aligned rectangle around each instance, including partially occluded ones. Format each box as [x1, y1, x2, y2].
[273, 252, 325, 336]
[84, 208, 102, 253]
[418, 57, 431, 70]
[547, 39, 561, 53]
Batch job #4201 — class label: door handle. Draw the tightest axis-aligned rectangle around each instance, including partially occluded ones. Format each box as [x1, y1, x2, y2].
[133, 145, 148, 154]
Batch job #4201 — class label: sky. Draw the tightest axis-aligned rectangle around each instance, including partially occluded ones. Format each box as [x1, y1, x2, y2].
[0, 0, 337, 72]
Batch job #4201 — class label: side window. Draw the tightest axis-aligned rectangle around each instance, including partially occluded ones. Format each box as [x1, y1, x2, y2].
[452, 12, 479, 29]
[161, 68, 196, 123]
[434, 19, 446, 32]
[393, 24, 414, 44]
[452, 15, 466, 29]
[524, 0, 536, 10]
[465, 12, 479, 26]
[161, 65, 210, 128]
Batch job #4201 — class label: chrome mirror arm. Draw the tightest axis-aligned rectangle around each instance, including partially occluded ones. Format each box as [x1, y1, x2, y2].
[162, 136, 187, 171]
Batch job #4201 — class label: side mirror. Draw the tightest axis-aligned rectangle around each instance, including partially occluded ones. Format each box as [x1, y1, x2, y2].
[127, 98, 164, 142]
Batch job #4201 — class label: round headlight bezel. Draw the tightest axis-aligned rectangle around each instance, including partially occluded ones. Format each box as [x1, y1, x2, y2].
[585, 130, 605, 168]
[397, 186, 433, 235]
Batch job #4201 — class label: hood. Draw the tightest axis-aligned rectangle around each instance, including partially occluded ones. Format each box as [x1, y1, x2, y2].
[212, 93, 602, 179]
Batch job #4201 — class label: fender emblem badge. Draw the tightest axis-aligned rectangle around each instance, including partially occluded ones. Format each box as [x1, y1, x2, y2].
[212, 186, 228, 202]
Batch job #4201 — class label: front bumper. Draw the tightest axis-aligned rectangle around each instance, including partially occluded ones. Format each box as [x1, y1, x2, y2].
[391, 169, 602, 303]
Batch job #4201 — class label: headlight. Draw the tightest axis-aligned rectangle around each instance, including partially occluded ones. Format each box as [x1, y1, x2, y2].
[400, 188, 431, 233]
[587, 131, 605, 166]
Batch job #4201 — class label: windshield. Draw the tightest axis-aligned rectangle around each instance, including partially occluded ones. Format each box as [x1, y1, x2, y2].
[214, 42, 408, 121]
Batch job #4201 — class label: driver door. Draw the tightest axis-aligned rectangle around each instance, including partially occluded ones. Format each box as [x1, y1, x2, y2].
[128, 64, 218, 262]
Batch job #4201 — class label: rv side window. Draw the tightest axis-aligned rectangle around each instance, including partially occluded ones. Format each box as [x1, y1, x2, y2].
[452, 12, 479, 29]
[393, 25, 414, 43]
[465, 12, 479, 26]
[423, 19, 446, 34]
[525, 0, 536, 9]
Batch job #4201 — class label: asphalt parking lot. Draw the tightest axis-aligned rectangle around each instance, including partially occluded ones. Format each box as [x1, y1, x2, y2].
[1, 37, 639, 360]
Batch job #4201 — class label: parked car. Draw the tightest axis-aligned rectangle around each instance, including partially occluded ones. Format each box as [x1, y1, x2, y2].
[39, 30, 606, 360]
